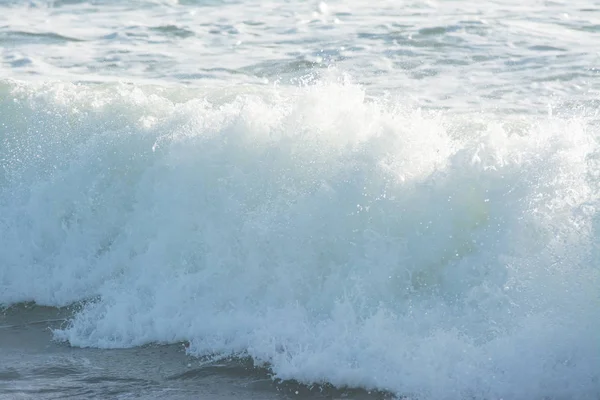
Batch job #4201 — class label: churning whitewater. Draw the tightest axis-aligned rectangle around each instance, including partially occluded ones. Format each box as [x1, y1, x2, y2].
[1, 77, 599, 399]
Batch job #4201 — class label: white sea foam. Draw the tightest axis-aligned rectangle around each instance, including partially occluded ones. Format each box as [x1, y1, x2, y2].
[1, 78, 599, 399]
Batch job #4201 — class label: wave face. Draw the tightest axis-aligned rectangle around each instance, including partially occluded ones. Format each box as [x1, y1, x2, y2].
[1, 78, 599, 399]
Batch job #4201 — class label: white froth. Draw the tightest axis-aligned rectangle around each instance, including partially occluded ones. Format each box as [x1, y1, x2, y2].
[1, 79, 599, 399]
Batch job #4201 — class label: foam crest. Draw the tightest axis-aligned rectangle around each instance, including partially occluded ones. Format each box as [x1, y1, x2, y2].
[1, 79, 598, 399]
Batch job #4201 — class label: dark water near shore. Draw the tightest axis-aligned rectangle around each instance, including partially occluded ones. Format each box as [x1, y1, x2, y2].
[1, 304, 392, 399]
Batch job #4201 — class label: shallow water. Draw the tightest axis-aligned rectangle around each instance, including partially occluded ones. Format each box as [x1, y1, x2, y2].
[1, 1, 600, 400]
[0, 304, 392, 399]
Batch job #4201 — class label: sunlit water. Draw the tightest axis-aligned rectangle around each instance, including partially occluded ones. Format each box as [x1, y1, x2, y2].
[1, 1, 600, 399]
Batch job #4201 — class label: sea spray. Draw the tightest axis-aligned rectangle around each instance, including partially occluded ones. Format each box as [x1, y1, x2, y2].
[1, 79, 599, 399]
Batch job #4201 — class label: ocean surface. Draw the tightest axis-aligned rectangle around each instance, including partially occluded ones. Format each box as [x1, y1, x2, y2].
[1, 1, 600, 399]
